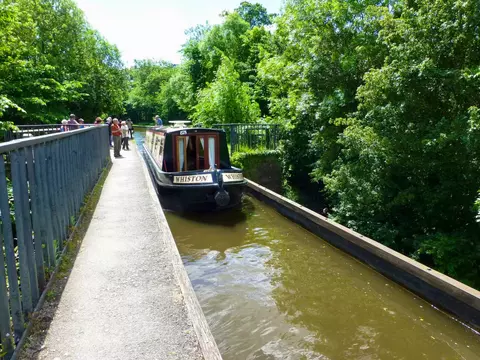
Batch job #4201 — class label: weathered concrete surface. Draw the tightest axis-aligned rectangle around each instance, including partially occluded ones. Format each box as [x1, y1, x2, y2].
[38, 147, 203, 360]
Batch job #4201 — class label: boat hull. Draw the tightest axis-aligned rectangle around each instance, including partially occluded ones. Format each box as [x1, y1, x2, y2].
[157, 182, 245, 212]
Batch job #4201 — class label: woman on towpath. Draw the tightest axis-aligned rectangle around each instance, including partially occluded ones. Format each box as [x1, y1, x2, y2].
[111, 118, 122, 158]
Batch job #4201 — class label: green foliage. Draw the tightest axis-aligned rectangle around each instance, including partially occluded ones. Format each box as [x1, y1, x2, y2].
[0, 120, 18, 132]
[124, 0, 480, 287]
[193, 56, 260, 127]
[0, 96, 25, 117]
[234, 2, 273, 28]
[178, 10, 274, 116]
[322, 0, 480, 286]
[126, 60, 184, 122]
[165, 67, 198, 115]
[131, 4, 274, 122]
[259, 0, 393, 186]
[414, 233, 480, 288]
[231, 148, 282, 191]
[230, 147, 279, 167]
[0, 0, 127, 123]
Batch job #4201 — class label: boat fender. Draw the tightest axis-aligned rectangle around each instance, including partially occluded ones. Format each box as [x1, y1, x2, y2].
[214, 169, 230, 206]
[215, 190, 230, 207]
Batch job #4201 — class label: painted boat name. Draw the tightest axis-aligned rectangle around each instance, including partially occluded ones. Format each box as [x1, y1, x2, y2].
[223, 173, 244, 182]
[173, 174, 213, 184]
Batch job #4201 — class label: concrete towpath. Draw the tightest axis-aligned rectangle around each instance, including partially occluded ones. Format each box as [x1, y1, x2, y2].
[35, 144, 219, 360]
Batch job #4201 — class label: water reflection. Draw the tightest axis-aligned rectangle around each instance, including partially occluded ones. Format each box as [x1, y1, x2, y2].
[167, 203, 249, 258]
[131, 128, 480, 359]
[166, 197, 480, 359]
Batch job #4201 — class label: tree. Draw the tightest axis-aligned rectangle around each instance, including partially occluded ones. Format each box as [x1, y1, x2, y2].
[259, 0, 394, 187]
[324, 0, 480, 286]
[193, 56, 260, 127]
[126, 60, 177, 122]
[235, 2, 273, 28]
[157, 75, 188, 121]
[179, 11, 273, 118]
[0, 0, 127, 123]
[162, 66, 197, 116]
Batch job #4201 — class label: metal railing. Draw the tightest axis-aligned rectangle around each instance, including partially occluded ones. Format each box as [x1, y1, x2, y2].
[0, 126, 109, 357]
[3, 124, 96, 142]
[212, 124, 281, 153]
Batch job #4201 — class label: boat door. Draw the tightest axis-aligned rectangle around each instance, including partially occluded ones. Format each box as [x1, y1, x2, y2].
[174, 134, 219, 171]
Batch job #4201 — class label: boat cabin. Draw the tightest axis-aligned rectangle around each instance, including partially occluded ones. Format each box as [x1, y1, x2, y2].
[143, 121, 245, 211]
[144, 125, 232, 173]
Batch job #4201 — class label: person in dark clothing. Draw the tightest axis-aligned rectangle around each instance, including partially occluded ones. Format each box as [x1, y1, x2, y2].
[107, 117, 113, 147]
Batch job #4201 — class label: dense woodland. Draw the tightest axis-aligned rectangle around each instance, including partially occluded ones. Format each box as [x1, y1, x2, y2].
[0, 0, 126, 128]
[1, 0, 479, 288]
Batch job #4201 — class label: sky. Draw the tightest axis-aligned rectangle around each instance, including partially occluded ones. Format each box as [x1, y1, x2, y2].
[76, 0, 283, 66]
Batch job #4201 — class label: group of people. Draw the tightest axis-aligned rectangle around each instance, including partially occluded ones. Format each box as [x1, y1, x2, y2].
[107, 117, 134, 158]
[60, 114, 134, 158]
[60, 114, 86, 131]
[61, 114, 164, 159]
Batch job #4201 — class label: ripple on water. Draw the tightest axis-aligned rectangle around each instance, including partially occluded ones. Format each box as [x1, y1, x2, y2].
[127, 127, 480, 359]
[164, 195, 480, 360]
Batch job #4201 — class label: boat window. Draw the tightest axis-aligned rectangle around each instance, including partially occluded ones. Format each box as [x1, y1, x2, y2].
[177, 137, 186, 172]
[198, 137, 205, 169]
[208, 137, 215, 169]
[175, 134, 219, 172]
[155, 135, 165, 169]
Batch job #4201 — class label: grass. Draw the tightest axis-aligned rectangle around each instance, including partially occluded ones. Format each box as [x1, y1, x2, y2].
[16, 161, 112, 360]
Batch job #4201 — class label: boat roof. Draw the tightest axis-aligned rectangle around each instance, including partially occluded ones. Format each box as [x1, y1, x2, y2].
[149, 126, 225, 134]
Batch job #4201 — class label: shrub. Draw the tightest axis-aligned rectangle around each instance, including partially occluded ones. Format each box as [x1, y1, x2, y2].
[231, 148, 282, 192]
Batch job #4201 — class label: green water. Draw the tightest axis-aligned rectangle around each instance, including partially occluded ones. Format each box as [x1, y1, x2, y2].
[165, 197, 480, 360]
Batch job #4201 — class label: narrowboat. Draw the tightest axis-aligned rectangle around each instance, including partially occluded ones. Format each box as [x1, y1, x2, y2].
[143, 121, 246, 211]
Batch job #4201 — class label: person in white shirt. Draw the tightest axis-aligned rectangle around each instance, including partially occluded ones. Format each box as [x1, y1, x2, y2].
[121, 121, 130, 150]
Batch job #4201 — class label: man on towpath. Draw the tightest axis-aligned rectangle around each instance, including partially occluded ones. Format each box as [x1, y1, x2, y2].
[111, 118, 122, 158]
[155, 115, 163, 126]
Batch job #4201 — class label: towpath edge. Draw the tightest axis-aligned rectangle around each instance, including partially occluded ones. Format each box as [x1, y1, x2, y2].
[32, 145, 221, 360]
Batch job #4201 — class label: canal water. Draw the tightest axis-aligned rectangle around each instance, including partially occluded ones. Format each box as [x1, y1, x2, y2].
[135, 130, 480, 359]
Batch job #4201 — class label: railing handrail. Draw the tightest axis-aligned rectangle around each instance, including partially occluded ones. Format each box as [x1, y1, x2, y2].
[213, 123, 278, 127]
[0, 126, 106, 154]
[13, 124, 96, 128]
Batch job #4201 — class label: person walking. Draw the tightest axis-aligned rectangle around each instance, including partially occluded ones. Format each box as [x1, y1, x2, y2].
[111, 118, 122, 158]
[94, 117, 103, 126]
[155, 115, 163, 126]
[126, 118, 134, 138]
[78, 118, 85, 129]
[121, 121, 130, 150]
